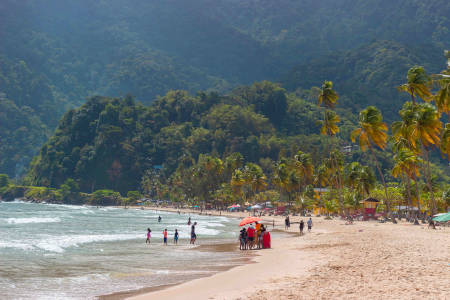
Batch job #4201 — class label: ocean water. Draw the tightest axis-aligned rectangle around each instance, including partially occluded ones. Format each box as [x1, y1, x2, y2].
[0, 201, 242, 299]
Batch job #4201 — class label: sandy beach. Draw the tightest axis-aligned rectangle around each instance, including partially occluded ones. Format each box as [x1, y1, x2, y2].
[125, 207, 449, 300]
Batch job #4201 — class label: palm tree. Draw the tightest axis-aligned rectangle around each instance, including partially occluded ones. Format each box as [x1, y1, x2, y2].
[314, 163, 330, 188]
[230, 169, 245, 203]
[351, 106, 392, 216]
[319, 110, 340, 137]
[345, 162, 375, 199]
[408, 103, 442, 215]
[392, 148, 422, 216]
[431, 51, 450, 116]
[242, 163, 267, 197]
[318, 81, 339, 108]
[397, 66, 433, 104]
[293, 150, 314, 188]
[441, 123, 450, 160]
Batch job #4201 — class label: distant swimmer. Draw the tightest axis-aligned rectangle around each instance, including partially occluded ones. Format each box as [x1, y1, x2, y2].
[187, 217, 191, 225]
[174, 229, 179, 244]
[146, 228, 151, 244]
[158, 216, 162, 223]
[190, 222, 197, 244]
[163, 229, 168, 245]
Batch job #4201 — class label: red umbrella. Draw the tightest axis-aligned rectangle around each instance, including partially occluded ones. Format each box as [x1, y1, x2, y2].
[239, 216, 261, 227]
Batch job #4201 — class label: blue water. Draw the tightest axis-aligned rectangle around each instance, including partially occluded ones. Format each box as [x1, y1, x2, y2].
[0, 201, 241, 299]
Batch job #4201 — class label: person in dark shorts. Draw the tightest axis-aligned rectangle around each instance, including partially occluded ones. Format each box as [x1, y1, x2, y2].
[247, 225, 255, 249]
[239, 228, 247, 250]
[190, 222, 197, 244]
[163, 229, 168, 245]
[307, 218, 312, 232]
[299, 220, 304, 236]
[174, 229, 179, 244]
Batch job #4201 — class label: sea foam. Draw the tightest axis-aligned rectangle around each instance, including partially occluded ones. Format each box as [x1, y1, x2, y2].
[6, 217, 61, 224]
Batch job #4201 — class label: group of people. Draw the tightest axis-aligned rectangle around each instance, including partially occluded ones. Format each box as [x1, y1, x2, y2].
[285, 216, 313, 235]
[239, 221, 267, 250]
[146, 216, 198, 245]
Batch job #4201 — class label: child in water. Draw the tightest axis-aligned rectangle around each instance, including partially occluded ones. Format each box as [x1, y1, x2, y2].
[146, 228, 151, 244]
[174, 229, 179, 244]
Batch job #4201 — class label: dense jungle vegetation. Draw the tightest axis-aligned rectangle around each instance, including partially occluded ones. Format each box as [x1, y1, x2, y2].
[0, 1, 449, 215]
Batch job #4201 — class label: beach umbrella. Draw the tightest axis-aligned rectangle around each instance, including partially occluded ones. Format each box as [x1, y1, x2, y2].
[433, 212, 450, 222]
[239, 216, 261, 226]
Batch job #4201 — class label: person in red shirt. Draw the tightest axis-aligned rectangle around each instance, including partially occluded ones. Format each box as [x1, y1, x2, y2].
[247, 225, 256, 249]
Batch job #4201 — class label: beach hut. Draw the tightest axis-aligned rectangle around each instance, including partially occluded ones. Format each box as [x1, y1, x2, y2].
[361, 197, 379, 220]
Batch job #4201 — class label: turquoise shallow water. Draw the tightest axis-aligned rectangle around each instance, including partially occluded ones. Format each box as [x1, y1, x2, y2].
[0, 201, 241, 299]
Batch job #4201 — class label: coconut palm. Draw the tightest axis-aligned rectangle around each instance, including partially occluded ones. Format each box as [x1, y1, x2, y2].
[314, 164, 330, 188]
[317, 80, 339, 109]
[441, 123, 450, 160]
[293, 150, 314, 187]
[397, 66, 433, 104]
[408, 103, 443, 215]
[345, 162, 376, 199]
[392, 148, 423, 215]
[319, 110, 340, 137]
[431, 51, 450, 116]
[351, 106, 392, 215]
[242, 163, 267, 196]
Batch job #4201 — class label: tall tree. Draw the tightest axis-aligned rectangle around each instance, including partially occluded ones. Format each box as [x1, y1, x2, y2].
[397, 66, 433, 105]
[351, 106, 391, 216]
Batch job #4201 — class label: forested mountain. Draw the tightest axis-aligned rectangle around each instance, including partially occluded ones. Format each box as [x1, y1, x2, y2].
[282, 41, 446, 121]
[0, 0, 448, 178]
[25, 82, 353, 194]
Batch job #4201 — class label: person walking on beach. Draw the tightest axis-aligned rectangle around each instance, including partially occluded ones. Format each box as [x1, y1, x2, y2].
[285, 216, 290, 230]
[307, 218, 312, 232]
[146, 228, 152, 244]
[163, 229, 168, 245]
[174, 229, 179, 244]
[299, 220, 304, 236]
[190, 222, 197, 244]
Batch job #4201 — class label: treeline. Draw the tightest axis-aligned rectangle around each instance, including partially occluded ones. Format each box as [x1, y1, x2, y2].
[24, 57, 450, 215]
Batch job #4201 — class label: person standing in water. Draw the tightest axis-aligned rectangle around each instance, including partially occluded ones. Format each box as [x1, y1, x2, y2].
[299, 220, 304, 236]
[158, 216, 162, 223]
[187, 217, 191, 225]
[146, 228, 152, 244]
[190, 222, 197, 244]
[174, 229, 179, 244]
[163, 229, 168, 245]
[307, 218, 312, 232]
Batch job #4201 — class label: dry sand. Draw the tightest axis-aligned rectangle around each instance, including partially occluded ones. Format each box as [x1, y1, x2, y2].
[125, 207, 449, 300]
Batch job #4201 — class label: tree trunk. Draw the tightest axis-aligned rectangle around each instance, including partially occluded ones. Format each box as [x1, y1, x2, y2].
[412, 172, 421, 214]
[405, 175, 413, 218]
[422, 147, 437, 216]
[369, 146, 391, 216]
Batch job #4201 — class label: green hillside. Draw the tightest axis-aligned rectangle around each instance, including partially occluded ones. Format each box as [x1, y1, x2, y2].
[26, 82, 350, 194]
[282, 41, 445, 121]
[0, 0, 448, 178]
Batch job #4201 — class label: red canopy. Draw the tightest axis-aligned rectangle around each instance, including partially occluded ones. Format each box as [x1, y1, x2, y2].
[239, 216, 261, 227]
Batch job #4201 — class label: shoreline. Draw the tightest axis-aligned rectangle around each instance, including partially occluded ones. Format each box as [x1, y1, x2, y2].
[99, 206, 285, 300]
[120, 212, 449, 300]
